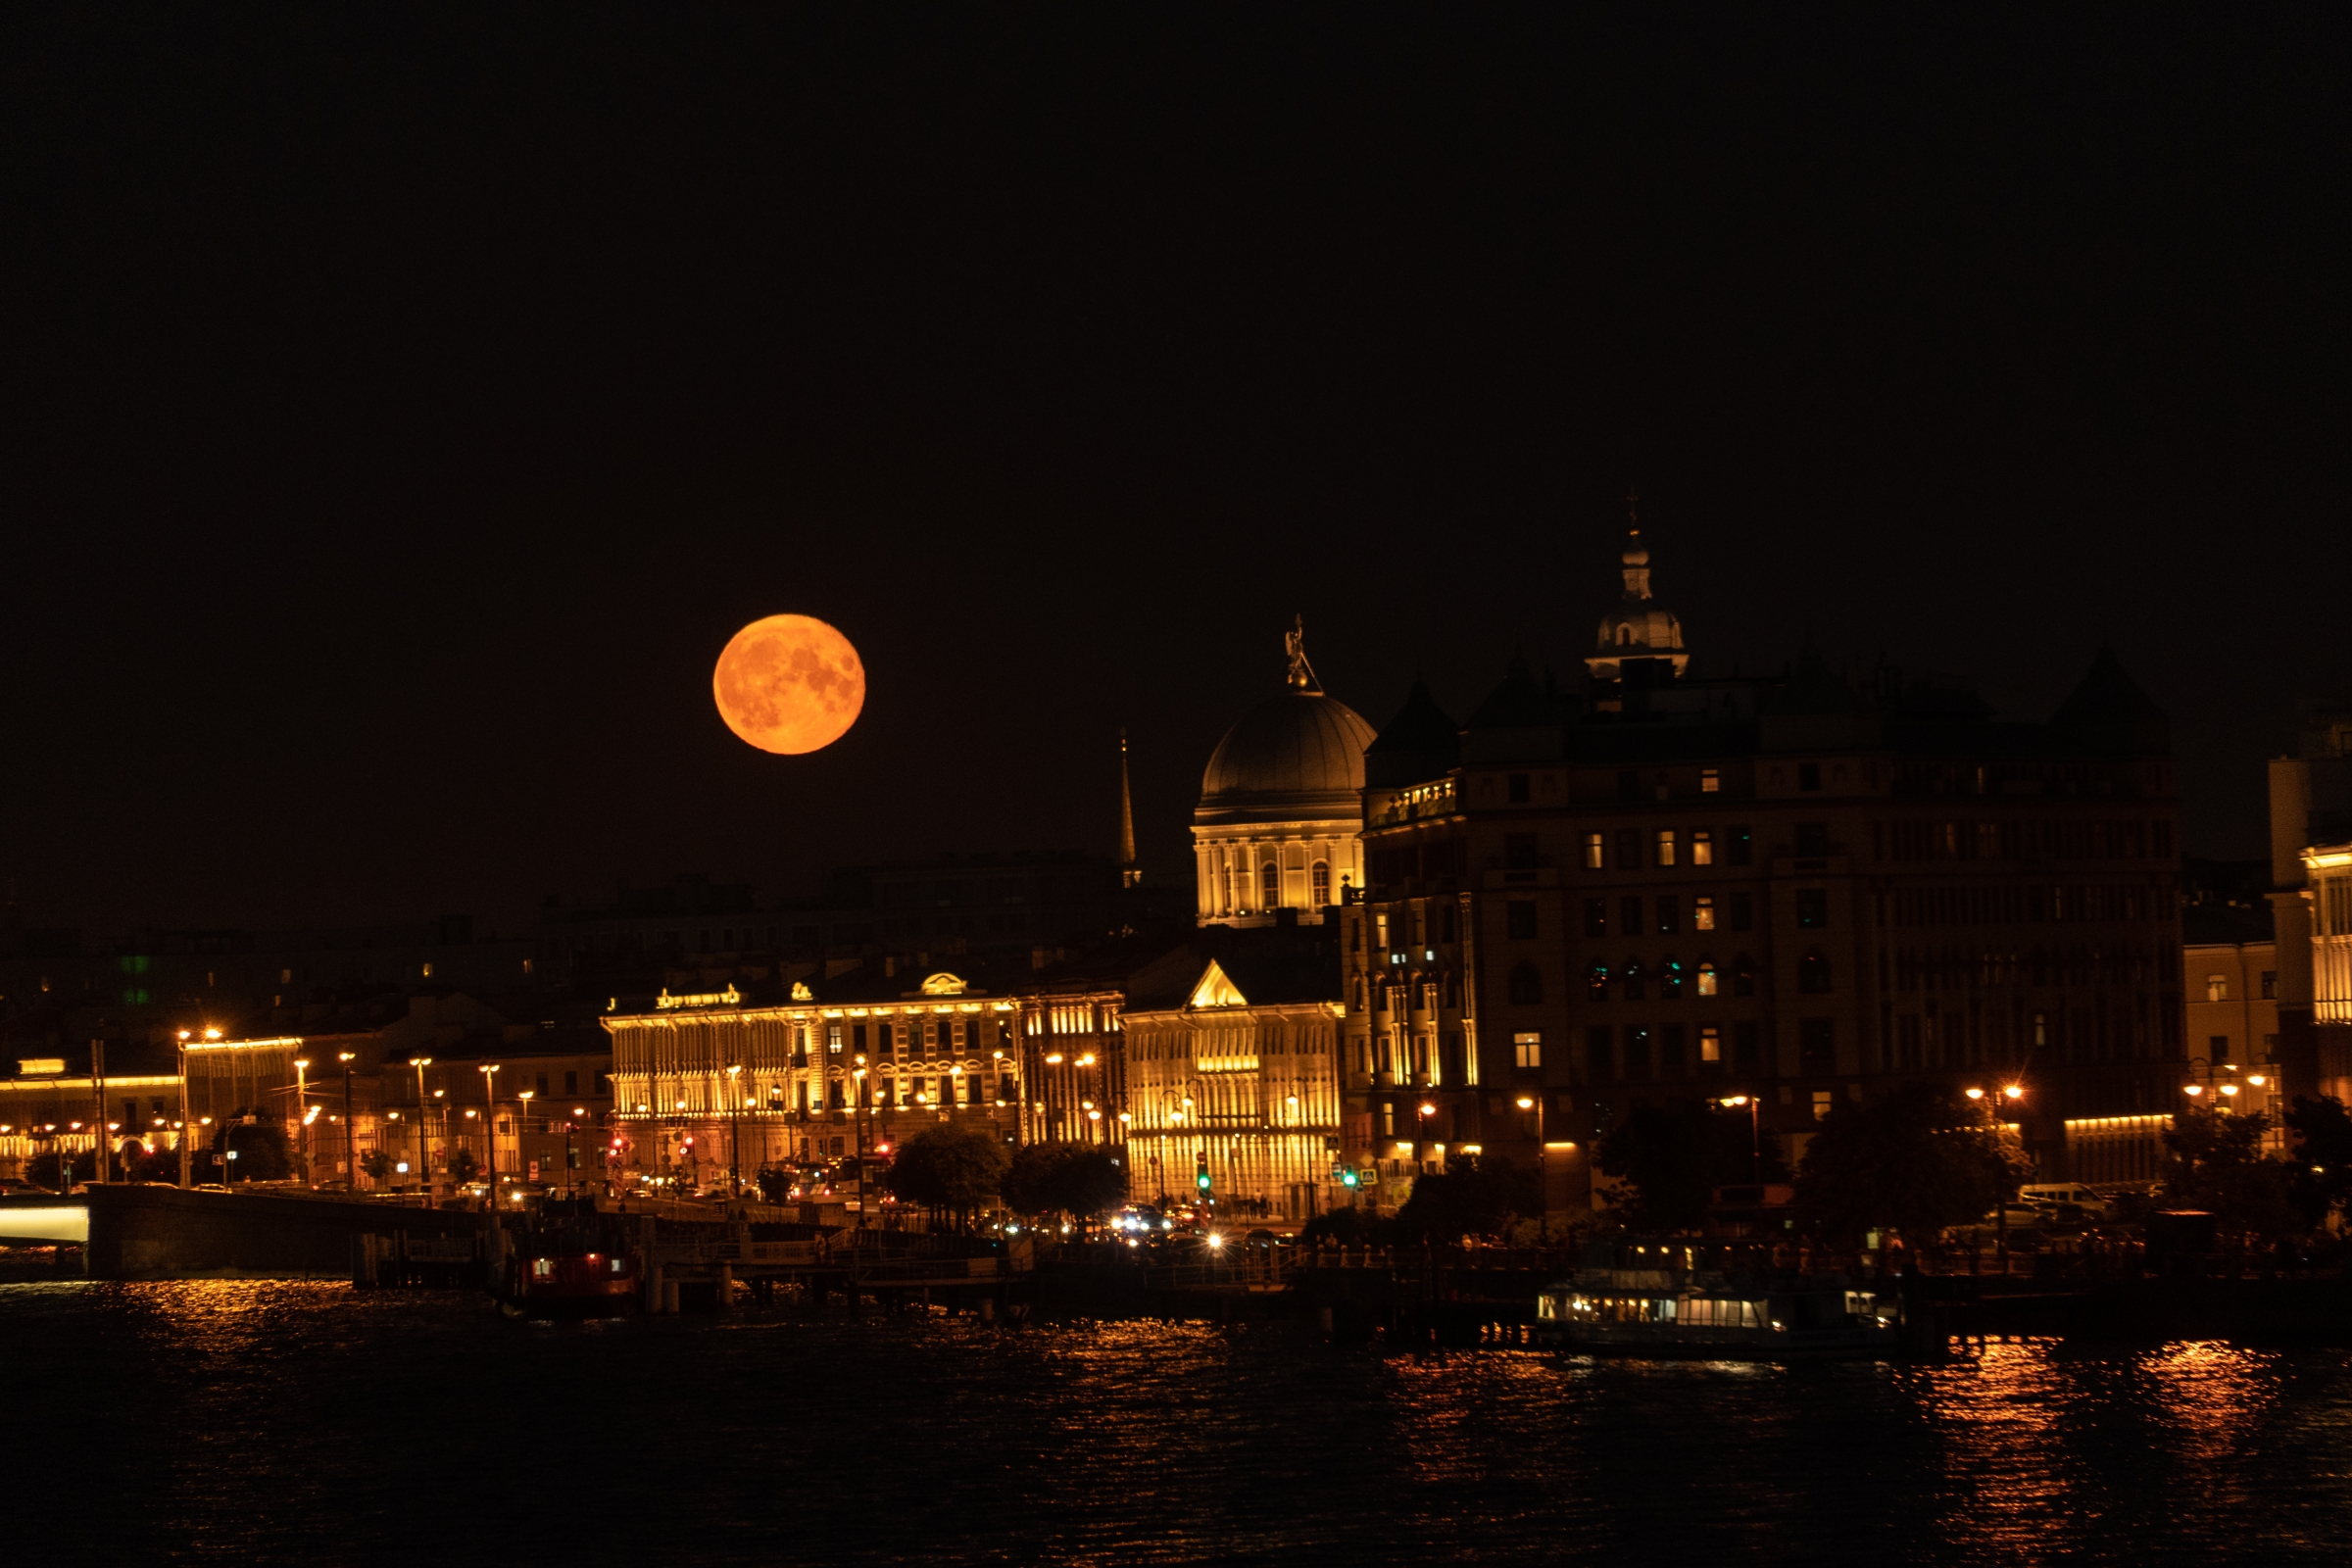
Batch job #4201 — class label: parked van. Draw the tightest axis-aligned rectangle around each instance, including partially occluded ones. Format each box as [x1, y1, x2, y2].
[2018, 1183, 2110, 1218]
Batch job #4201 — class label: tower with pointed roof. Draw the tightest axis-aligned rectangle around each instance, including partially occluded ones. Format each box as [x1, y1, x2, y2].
[1587, 523, 1690, 686]
[1117, 729, 1142, 889]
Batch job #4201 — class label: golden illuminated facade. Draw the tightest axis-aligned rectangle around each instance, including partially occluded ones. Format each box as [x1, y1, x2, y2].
[602, 971, 1130, 1191]
[1120, 955, 1348, 1218]
[1193, 620, 1373, 927]
[2300, 841, 2352, 1102]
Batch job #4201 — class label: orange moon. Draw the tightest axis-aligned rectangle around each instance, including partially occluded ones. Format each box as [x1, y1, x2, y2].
[711, 614, 865, 755]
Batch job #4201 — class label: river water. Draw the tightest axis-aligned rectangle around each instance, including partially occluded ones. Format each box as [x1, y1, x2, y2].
[7, 1281, 2349, 1564]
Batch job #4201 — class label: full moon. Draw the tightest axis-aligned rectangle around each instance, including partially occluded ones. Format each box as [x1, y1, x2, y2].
[711, 613, 866, 755]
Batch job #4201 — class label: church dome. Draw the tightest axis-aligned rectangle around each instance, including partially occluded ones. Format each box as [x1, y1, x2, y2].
[1588, 524, 1690, 682]
[1196, 620, 1375, 827]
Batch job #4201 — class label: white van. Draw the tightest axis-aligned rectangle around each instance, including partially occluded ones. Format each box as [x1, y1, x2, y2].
[2018, 1183, 2109, 1218]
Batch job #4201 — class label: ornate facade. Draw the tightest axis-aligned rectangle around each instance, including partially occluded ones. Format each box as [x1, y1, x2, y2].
[1120, 950, 1348, 1218]
[1193, 619, 1374, 926]
[602, 968, 1128, 1195]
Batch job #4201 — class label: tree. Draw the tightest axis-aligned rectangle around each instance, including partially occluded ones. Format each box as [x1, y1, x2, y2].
[1393, 1154, 1541, 1244]
[212, 1116, 294, 1181]
[1796, 1083, 2031, 1246]
[25, 1149, 94, 1190]
[1596, 1102, 1790, 1233]
[2163, 1103, 2292, 1240]
[885, 1124, 1011, 1230]
[360, 1149, 397, 1185]
[1002, 1142, 1127, 1222]
[446, 1146, 480, 1187]
[2284, 1095, 2352, 1229]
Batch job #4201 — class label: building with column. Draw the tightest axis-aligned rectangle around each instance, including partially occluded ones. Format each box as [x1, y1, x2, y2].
[1345, 527, 2185, 1195]
[601, 961, 1141, 1198]
[1193, 619, 1374, 926]
[1119, 936, 1348, 1219]
[2266, 700, 2352, 1103]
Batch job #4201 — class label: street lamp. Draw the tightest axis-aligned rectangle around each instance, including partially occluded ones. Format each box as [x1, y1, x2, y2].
[724, 1063, 744, 1198]
[293, 1057, 310, 1186]
[338, 1052, 358, 1189]
[517, 1089, 536, 1191]
[1416, 1101, 1436, 1169]
[477, 1063, 501, 1184]
[1966, 1083, 2026, 1265]
[1719, 1096, 1759, 1182]
[407, 1057, 433, 1198]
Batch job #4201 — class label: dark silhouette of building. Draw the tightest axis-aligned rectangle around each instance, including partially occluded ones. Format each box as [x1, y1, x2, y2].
[1347, 527, 2183, 1193]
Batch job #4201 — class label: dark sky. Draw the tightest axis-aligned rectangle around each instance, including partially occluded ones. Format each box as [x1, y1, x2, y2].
[5, 8, 2347, 936]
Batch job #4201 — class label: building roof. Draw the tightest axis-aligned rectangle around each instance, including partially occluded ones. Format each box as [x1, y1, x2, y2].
[2181, 903, 2275, 948]
[2050, 646, 2171, 757]
[1197, 689, 1375, 826]
[1365, 675, 1461, 788]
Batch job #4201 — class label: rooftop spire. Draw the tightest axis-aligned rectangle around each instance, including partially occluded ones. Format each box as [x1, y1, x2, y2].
[1117, 729, 1140, 887]
[1284, 613, 1322, 693]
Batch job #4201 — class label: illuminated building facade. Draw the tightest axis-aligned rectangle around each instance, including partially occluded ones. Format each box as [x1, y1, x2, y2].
[1194, 620, 1374, 927]
[1347, 530, 2186, 1192]
[2298, 841, 2352, 1104]
[1119, 942, 1348, 1218]
[2266, 704, 2352, 1103]
[602, 968, 1132, 1194]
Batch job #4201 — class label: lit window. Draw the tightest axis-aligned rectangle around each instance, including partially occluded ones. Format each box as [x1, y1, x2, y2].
[1655, 829, 1678, 867]
[1811, 1091, 1834, 1121]
[1693, 896, 1716, 931]
[1312, 860, 1331, 905]
[1583, 832, 1604, 870]
[1699, 1025, 1722, 1062]
[2205, 974, 2228, 1003]
[1696, 961, 1718, 997]
[1700, 768, 1720, 794]
[1514, 1032, 1542, 1069]
[1691, 830, 1713, 865]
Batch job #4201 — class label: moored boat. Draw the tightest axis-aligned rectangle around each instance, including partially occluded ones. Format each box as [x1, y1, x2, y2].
[1535, 1266, 1900, 1359]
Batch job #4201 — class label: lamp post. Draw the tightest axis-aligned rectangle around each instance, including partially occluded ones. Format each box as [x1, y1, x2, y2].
[293, 1057, 310, 1186]
[1964, 1083, 2028, 1269]
[1416, 1101, 1436, 1171]
[518, 1090, 535, 1189]
[725, 1063, 744, 1198]
[478, 1063, 501, 1184]
[407, 1057, 433, 1200]
[338, 1052, 357, 1189]
[1718, 1095, 1759, 1182]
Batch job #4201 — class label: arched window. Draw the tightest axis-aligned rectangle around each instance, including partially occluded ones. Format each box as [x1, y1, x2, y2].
[1587, 961, 1610, 1001]
[1660, 956, 1684, 1001]
[1617, 623, 1633, 647]
[1311, 860, 1331, 905]
[1508, 961, 1544, 1005]
[1260, 860, 1280, 907]
[1799, 950, 1833, 995]
[1696, 960, 1718, 997]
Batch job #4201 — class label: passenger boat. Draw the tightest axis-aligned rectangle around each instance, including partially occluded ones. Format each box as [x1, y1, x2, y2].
[490, 1205, 641, 1316]
[500, 1247, 639, 1316]
[1535, 1266, 1901, 1360]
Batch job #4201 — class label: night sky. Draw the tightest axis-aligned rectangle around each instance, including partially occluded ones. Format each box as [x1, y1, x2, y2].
[5, 9, 2347, 937]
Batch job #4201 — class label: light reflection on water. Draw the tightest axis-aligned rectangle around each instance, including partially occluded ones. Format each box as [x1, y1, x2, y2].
[6, 1282, 2350, 1564]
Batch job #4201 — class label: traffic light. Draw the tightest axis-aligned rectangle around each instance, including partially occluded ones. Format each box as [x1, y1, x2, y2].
[1195, 1153, 1211, 1194]
[1340, 1167, 1360, 1190]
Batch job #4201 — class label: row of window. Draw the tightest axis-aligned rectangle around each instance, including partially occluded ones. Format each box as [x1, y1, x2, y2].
[1507, 891, 1827, 942]
[1504, 950, 1829, 1005]
[1558, 825, 1762, 871]
[1214, 858, 1336, 915]
[1504, 767, 1729, 806]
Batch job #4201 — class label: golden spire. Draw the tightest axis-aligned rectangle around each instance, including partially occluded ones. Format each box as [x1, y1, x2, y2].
[1117, 729, 1141, 888]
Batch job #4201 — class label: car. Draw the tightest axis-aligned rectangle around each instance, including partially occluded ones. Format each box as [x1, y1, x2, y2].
[2018, 1184, 2111, 1220]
